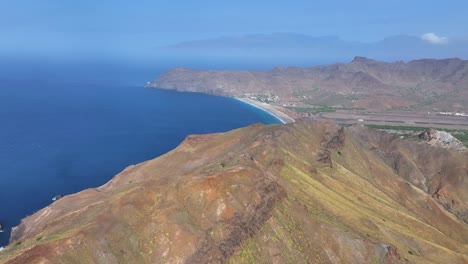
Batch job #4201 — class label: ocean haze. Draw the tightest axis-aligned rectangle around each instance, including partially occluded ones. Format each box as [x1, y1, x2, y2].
[2, 1, 468, 62]
[159, 33, 468, 63]
[4, 33, 467, 66]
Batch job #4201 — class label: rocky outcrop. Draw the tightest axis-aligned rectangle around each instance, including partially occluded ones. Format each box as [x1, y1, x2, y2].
[186, 180, 286, 264]
[1, 123, 467, 264]
[419, 129, 466, 151]
[316, 126, 345, 167]
[349, 124, 468, 224]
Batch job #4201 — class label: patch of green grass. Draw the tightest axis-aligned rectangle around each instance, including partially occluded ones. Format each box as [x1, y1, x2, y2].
[365, 124, 468, 147]
[286, 106, 336, 115]
[365, 124, 427, 131]
[287, 105, 366, 115]
[339, 107, 366, 111]
[452, 132, 468, 145]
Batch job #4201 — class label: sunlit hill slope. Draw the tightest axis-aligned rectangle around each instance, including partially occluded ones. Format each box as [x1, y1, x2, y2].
[0, 122, 467, 263]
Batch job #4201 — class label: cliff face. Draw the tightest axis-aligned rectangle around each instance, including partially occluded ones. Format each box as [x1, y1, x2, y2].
[148, 57, 468, 111]
[1, 123, 467, 263]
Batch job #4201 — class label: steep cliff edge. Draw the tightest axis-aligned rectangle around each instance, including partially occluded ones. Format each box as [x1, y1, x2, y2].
[1, 123, 467, 263]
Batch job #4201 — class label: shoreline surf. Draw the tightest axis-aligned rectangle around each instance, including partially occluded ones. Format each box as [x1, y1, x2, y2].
[233, 97, 295, 124]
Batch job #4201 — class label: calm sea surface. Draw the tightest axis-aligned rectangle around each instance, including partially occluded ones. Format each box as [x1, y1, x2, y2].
[0, 61, 280, 246]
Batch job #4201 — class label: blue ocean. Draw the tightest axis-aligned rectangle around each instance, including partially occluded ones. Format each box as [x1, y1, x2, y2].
[0, 61, 280, 246]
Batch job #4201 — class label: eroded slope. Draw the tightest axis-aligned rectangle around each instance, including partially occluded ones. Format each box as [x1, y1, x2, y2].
[0, 123, 467, 264]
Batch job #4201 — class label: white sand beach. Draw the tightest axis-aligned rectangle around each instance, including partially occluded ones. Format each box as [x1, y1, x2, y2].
[234, 98, 295, 124]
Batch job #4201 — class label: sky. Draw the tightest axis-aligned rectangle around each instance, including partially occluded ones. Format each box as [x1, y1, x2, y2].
[1, 0, 467, 61]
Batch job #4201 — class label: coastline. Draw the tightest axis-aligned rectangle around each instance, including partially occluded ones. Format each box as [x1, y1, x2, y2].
[234, 97, 295, 124]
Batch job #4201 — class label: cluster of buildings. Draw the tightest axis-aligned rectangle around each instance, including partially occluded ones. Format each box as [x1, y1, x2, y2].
[437, 112, 468, 117]
[244, 93, 280, 103]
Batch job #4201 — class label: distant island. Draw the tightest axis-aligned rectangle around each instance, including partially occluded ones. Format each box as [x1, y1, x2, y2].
[158, 33, 468, 62]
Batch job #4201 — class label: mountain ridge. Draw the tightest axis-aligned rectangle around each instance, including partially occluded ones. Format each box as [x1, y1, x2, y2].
[149, 57, 468, 112]
[1, 122, 467, 263]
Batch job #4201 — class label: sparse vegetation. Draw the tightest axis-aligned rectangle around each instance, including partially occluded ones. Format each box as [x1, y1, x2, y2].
[286, 106, 337, 115]
[287, 104, 366, 115]
[5, 123, 467, 263]
[366, 124, 427, 131]
[365, 124, 468, 147]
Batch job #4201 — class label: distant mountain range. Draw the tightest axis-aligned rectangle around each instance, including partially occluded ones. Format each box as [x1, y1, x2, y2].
[149, 57, 468, 112]
[158, 33, 468, 63]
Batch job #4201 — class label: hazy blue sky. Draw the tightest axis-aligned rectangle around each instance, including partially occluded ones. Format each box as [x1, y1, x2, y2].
[1, 0, 467, 60]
